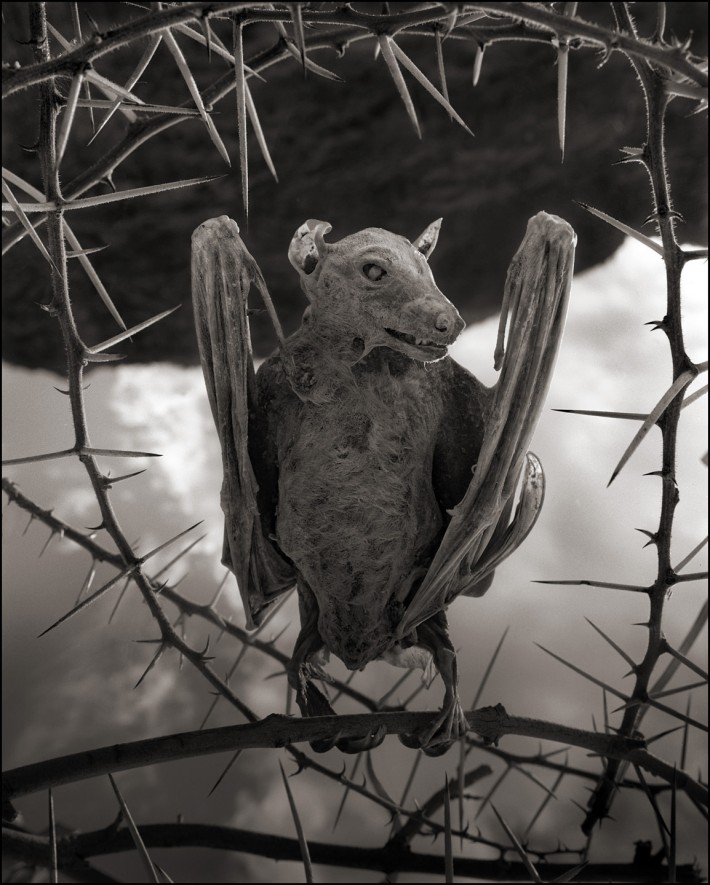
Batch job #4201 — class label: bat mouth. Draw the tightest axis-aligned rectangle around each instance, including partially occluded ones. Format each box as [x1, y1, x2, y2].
[384, 327, 448, 359]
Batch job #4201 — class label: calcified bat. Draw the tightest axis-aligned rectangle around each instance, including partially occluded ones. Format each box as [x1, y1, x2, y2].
[192, 212, 576, 754]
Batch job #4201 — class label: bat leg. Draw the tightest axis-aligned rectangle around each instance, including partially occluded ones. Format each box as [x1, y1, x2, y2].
[287, 586, 386, 754]
[400, 610, 467, 757]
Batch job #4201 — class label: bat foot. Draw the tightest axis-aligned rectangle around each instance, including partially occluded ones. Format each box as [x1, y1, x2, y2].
[292, 670, 387, 753]
[291, 672, 337, 752]
[399, 696, 468, 757]
[309, 723, 388, 755]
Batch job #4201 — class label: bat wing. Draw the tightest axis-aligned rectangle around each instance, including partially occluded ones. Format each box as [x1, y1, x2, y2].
[192, 216, 296, 628]
[397, 212, 576, 639]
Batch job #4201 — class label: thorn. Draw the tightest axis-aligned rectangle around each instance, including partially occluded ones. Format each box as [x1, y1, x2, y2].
[195, 635, 215, 662]
[197, 13, 212, 62]
[646, 725, 685, 745]
[644, 208, 684, 226]
[82, 350, 127, 364]
[53, 384, 89, 395]
[207, 750, 242, 796]
[635, 528, 659, 548]
[472, 43, 485, 87]
[39, 565, 137, 636]
[101, 468, 148, 488]
[38, 529, 58, 558]
[84, 11, 101, 36]
[619, 145, 646, 159]
[139, 520, 204, 564]
[134, 643, 166, 688]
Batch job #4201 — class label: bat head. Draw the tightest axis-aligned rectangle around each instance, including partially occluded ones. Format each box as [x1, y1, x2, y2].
[288, 219, 465, 363]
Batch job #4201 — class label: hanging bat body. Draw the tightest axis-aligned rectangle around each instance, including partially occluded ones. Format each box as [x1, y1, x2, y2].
[192, 213, 576, 754]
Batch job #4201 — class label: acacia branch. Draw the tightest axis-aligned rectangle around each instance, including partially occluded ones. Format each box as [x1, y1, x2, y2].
[2, 478, 123, 565]
[0, 480, 691, 805]
[3, 2, 704, 100]
[3, 824, 702, 882]
[581, 2, 706, 835]
[4, 705, 706, 807]
[24, 2, 260, 730]
[4, 5, 704, 256]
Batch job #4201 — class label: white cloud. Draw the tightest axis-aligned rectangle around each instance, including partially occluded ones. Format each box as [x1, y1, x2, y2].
[3, 236, 707, 873]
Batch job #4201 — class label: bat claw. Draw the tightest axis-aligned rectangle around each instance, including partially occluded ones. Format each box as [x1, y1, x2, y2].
[310, 730, 342, 754]
[292, 666, 387, 753]
[337, 723, 387, 753]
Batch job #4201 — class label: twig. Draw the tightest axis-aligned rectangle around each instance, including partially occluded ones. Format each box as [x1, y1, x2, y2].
[4, 824, 700, 883]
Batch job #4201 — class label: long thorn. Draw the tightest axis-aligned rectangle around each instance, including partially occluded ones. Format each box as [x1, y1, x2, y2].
[444, 777, 454, 885]
[245, 85, 278, 182]
[48, 789, 57, 884]
[208, 750, 242, 797]
[39, 566, 137, 636]
[378, 35, 421, 138]
[471, 626, 509, 710]
[585, 618, 636, 669]
[390, 40, 473, 136]
[491, 803, 543, 883]
[162, 28, 230, 166]
[233, 19, 249, 216]
[279, 761, 313, 883]
[87, 34, 162, 144]
[1, 179, 60, 274]
[669, 768, 677, 884]
[553, 407, 646, 420]
[290, 2, 307, 76]
[56, 68, 85, 166]
[663, 644, 708, 681]
[576, 201, 665, 256]
[609, 370, 695, 485]
[535, 644, 627, 700]
[86, 306, 180, 354]
[140, 521, 204, 564]
[108, 774, 160, 882]
[333, 754, 363, 832]
[535, 579, 647, 592]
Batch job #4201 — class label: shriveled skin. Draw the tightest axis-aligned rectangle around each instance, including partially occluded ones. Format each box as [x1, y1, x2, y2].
[243, 218, 501, 754]
[256, 345, 491, 672]
[192, 212, 576, 755]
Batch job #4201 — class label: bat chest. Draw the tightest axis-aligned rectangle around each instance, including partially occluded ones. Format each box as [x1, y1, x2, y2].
[275, 365, 444, 667]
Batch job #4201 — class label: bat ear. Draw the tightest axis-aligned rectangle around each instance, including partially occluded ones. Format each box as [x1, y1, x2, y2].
[412, 218, 442, 260]
[288, 219, 333, 276]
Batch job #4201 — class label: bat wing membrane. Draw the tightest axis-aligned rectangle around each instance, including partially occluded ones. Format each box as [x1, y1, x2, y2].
[398, 212, 576, 639]
[192, 217, 296, 628]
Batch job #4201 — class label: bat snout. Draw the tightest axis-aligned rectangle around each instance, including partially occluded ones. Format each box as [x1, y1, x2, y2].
[433, 309, 465, 343]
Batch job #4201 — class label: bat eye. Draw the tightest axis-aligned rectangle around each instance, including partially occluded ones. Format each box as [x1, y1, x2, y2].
[363, 263, 387, 282]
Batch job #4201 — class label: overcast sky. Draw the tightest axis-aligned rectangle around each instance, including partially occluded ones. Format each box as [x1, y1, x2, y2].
[2, 236, 707, 882]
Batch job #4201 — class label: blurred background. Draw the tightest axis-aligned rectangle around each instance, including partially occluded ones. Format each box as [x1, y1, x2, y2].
[2, 2, 708, 882]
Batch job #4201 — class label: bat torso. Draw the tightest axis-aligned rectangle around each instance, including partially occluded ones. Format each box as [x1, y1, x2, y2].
[262, 348, 443, 668]
[261, 347, 453, 669]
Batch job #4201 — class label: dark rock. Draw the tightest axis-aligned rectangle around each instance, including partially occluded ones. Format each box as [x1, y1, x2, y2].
[2, 2, 706, 375]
